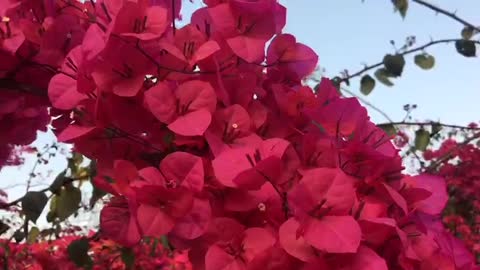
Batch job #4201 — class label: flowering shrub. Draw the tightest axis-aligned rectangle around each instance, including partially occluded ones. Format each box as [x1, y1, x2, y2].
[423, 133, 480, 261]
[0, 0, 478, 269]
[0, 235, 191, 269]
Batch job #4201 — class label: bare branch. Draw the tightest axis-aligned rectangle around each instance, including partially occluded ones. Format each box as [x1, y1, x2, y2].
[340, 38, 480, 83]
[377, 121, 480, 131]
[340, 87, 394, 123]
[412, 0, 480, 33]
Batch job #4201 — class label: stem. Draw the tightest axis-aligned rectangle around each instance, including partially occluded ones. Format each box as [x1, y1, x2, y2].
[377, 121, 480, 131]
[340, 38, 480, 83]
[341, 87, 394, 123]
[412, 0, 480, 33]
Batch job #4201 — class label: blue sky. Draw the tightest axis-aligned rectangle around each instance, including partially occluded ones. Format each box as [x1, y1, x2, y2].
[276, 0, 479, 125]
[1, 0, 479, 223]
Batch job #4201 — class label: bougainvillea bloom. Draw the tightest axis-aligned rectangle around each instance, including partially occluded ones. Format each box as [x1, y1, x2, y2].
[0, 0, 477, 269]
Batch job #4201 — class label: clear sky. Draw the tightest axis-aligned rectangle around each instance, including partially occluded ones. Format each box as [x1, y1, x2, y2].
[1, 0, 479, 225]
[276, 0, 480, 126]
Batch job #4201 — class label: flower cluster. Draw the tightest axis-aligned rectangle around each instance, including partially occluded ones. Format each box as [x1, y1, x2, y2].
[1, 0, 478, 269]
[0, 0, 61, 167]
[0, 235, 191, 270]
[424, 135, 480, 261]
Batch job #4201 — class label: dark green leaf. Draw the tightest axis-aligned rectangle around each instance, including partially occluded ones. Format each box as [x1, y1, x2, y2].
[415, 128, 430, 151]
[67, 238, 92, 269]
[0, 221, 9, 236]
[383, 54, 405, 77]
[22, 191, 48, 223]
[431, 122, 443, 135]
[46, 211, 56, 223]
[27, 226, 40, 244]
[374, 68, 394, 87]
[13, 229, 25, 243]
[461, 26, 475, 40]
[377, 124, 397, 136]
[53, 185, 82, 221]
[455, 40, 476, 57]
[49, 170, 67, 194]
[360, 75, 376, 95]
[161, 235, 172, 252]
[121, 247, 135, 269]
[461, 26, 478, 40]
[414, 53, 435, 70]
[392, 0, 408, 18]
[89, 186, 106, 209]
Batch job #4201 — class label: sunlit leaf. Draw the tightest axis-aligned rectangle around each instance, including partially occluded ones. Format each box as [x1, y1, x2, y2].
[414, 53, 435, 70]
[374, 68, 394, 87]
[415, 128, 430, 151]
[360, 75, 375, 95]
[53, 185, 82, 221]
[377, 123, 396, 136]
[27, 226, 40, 244]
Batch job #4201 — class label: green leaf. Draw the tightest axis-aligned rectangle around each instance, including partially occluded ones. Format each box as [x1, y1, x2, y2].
[13, 229, 25, 243]
[27, 226, 40, 244]
[89, 186, 106, 209]
[415, 128, 431, 151]
[461, 26, 475, 40]
[377, 124, 397, 136]
[414, 53, 435, 70]
[455, 40, 476, 57]
[22, 191, 48, 223]
[161, 235, 171, 250]
[53, 185, 82, 221]
[0, 221, 9, 236]
[67, 238, 92, 269]
[121, 247, 136, 269]
[374, 68, 394, 87]
[383, 54, 405, 77]
[431, 122, 443, 135]
[392, 0, 408, 18]
[360, 75, 376, 95]
[49, 170, 67, 194]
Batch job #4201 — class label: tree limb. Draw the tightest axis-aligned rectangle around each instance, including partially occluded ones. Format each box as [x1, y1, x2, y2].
[412, 0, 480, 33]
[377, 121, 480, 131]
[340, 38, 480, 83]
[341, 87, 394, 123]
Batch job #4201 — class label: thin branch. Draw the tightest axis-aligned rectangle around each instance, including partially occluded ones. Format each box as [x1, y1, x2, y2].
[340, 87, 394, 123]
[412, 0, 480, 33]
[377, 121, 480, 131]
[340, 38, 480, 83]
[25, 144, 57, 192]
